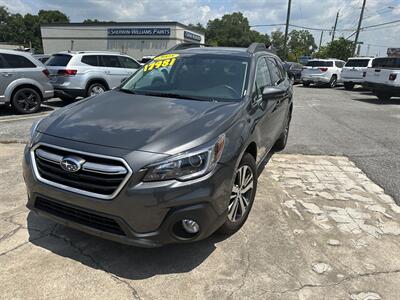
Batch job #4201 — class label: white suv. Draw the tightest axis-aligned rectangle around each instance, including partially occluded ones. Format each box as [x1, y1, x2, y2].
[301, 59, 345, 88]
[341, 57, 374, 90]
[363, 56, 400, 101]
[45, 51, 141, 101]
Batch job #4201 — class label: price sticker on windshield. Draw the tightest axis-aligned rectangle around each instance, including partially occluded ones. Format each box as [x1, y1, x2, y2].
[143, 54, 179, 72]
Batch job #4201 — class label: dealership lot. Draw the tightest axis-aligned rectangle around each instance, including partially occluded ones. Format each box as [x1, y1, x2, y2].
[1, 86, 400, 299]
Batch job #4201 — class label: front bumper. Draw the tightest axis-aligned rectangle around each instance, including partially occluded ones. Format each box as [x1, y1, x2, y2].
[23, 137, 234, 247]
[362, 81, 400, 95]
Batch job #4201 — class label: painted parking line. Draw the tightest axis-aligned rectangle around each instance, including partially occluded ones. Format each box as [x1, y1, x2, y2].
[0, 113, 50, 123]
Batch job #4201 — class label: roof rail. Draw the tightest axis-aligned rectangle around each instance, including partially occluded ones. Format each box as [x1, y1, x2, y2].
[167, 42, 211, 52]
[247, 43, 267, 54]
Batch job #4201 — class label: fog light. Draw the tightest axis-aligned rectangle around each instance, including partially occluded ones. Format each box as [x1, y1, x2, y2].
[182, 219, 200, 234]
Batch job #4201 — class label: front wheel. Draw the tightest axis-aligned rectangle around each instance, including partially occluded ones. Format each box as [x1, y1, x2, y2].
[329, 75, 337, 88]
[11, 87, 42, 114]
[218, 153, 257, 235]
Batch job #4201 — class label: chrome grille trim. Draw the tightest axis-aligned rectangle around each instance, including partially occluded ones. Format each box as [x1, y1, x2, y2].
[30, 143, 133, 200]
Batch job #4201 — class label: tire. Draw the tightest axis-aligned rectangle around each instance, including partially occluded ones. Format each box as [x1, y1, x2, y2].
[11, 87, 42, 114]
[86, 82, 107, 97]
[218, 153, 257, 235]
[344, 82, 354, 90]
[274, 110, 291, 151]
[303, 81, 310, 87]
[376, 93, 391, 101]
[328, 75, 337, 88]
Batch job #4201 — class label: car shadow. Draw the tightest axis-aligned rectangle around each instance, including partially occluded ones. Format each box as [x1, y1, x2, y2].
[27, 211, 228, 280]
[351, 97, 400, 105]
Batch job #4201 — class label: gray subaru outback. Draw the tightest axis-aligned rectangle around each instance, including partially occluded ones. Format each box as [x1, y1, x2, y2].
[23, 43, 293, 247]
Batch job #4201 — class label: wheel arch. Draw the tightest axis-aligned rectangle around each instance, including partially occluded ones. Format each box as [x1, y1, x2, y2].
[85, 78, 110, 92]
[4, 79, 44, 103]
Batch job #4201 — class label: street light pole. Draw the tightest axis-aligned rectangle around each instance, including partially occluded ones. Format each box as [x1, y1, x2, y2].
[353, 0, 367, 56]
[319, 30, 324, 50]
[283, 0, 292, 60]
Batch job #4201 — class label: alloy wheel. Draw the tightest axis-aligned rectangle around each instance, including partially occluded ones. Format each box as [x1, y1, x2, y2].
[90, 85, 105, 96]
[228, 165, 254, 222]
[14, 89, 40, 113]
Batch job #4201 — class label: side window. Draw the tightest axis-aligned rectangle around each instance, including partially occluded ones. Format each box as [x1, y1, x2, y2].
[2, 54, 36, 68]
[266, 58, 283, 85]
[81, 55, 99, 66]
[252, 57, 272, 100]
[274, 58, 287, 79]
[101, 55, 121, 68]
[335, 61, 344, 68]
[0, 55, 6, 69]
[118, 56, 140, 69]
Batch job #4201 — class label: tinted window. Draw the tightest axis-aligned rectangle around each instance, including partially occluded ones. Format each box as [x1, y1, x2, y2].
[46, 54, 72, 66]
[335, 61, 344, 68]
[345, 59, 370, 67]
[0, 56, 6, 69]
[118, 56, 140, 69]
[2, 54, 36, 68]
[267, 58, 283, 85]
[82, 55, 99, 66]
[102, 55, 121, 68]
[252, 58, 272, 99]
[372, 57, 400, 68]
[306, 61, 333, 67]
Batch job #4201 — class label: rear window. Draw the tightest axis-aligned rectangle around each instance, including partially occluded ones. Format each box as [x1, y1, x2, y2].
[345, 59, 370, 67]
[46, 54, 72, 66]
[1, 54, 36, 68]
[306, 61, 333, 67]
[372, 57, 400, 69]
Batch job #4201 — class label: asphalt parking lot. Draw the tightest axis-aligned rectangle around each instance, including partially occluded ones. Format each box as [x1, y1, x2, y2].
[1, 86, 400, 299]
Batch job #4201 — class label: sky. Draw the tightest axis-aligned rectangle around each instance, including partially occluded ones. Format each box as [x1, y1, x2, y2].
[1, 0, 400, 56]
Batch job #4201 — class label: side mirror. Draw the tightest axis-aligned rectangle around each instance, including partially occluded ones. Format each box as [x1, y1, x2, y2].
[262, 87, 285, 101]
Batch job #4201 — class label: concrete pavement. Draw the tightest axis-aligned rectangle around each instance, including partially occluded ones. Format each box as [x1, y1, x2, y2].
[1, 143, 400, 299]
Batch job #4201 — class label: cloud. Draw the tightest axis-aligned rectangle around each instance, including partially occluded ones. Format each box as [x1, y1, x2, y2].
[1, 0, 399, 56]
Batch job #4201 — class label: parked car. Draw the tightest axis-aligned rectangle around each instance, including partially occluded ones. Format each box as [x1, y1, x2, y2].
[341, 57, 374, 90]
[0, 49, 54, 114]
[363, 56, 400, 100]
[45, 51, 141, 101]
[284, 61, 303, 84]
[23, 43, 293, 247]
[301, 59, 345, 88]
[33, 54, 51, 64]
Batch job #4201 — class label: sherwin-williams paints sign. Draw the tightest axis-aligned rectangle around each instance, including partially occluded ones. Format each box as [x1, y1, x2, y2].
[108, 28, 171, 36]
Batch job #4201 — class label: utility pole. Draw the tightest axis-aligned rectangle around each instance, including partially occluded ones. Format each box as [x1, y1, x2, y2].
[331, 11, 339, 42]
[319, 31, 324, 50]
[283, 0, 292, 60]
[353, 0, 367, 56]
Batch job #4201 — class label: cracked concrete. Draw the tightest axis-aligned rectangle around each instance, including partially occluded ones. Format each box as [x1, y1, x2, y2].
[1, 144, 400, 299]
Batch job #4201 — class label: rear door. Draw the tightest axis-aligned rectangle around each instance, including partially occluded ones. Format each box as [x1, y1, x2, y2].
[100, 55, 127, 88]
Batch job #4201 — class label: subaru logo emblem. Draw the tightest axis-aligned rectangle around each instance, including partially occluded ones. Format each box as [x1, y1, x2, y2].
[60, 156, 84, 173]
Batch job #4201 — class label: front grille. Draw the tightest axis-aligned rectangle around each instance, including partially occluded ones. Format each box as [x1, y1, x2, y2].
[35, 197, 126, 236]
[32, 144, 132, 199]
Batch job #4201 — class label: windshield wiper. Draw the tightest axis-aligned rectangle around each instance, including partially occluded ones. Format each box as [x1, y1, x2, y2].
[138, 91, 213, 102]
[118, 88, 138, 95]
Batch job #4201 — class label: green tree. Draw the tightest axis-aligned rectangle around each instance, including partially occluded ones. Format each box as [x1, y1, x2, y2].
[206, 12, 269, 47]
[0, 6, 69, 53]
[187, 23, 206, 33]
[288, 30, 317, 61]
[315, 37, 353, 61]
[270, 30, 285, 58]
[83, 19, 114, 23]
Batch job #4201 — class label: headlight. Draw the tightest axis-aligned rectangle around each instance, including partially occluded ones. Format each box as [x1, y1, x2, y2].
[143, 134, 225, 182]
[27, 119, 42, 147]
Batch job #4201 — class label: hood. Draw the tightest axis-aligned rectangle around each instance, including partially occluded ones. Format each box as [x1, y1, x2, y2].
[39, 90, 242, 154]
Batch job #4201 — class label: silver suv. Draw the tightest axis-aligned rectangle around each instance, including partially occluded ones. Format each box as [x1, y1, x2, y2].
[45, 51, 141, 101]
[0, 49, 54, 114]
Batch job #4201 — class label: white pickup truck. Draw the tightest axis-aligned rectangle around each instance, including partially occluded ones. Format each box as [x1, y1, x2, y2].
[363, 56, 400, 101]
[341, 57, 374, 90]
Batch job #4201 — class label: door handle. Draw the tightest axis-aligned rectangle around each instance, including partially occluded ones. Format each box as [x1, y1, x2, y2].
[2, 73, 12, 77]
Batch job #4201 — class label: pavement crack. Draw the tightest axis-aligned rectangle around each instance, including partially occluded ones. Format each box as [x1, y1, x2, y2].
[0, 225, 22, 242]
[48, 229, 141, 300]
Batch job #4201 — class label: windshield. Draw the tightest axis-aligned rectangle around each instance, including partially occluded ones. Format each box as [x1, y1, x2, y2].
[345, 59, 370, 67]
[120, 53, 249, 101]
[306, 61, 333, 67]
